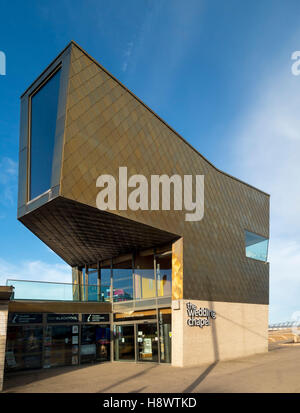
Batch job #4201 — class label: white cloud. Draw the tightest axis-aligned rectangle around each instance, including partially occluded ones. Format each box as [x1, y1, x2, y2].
[231, 51, 300, 323]
[269, 238, 300, 322]
[232, 54, 300, 231]
[0, 258, 71, 286]
[124, 0, 204, 104]
[0, 157, 18, 206]
[122, 41, 134, 72]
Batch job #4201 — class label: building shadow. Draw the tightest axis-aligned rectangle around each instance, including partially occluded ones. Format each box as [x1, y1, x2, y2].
[183, 276, 220, 393]
[183, 361, 218, 393]
[3, 362, 108, 392]
[97, 364, 158, 393]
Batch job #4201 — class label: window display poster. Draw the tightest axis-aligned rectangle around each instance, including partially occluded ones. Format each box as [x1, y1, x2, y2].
[25, 328, 41, 352]
[72, 325, 78, 334]
[143, 338, 152, 354]
[80, 344, 96, 355]
[5, 351, 16, 367]
[72, 335, 78, 344]
[81, 325, 95, 344]
[96, 326, 110, 344]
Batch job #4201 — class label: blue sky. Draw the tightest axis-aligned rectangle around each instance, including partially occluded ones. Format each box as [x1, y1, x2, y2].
[0, 0, 300, 323]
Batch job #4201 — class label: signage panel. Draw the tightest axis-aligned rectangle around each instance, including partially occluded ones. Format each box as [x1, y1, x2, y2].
[8, 313, 43, 324]
[186, 302, 216, 328]
[82, 314, 109, 323]
[47, 313, 79, 323]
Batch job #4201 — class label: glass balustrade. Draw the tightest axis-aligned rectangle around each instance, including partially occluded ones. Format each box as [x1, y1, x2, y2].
[6, 279, 110, 302]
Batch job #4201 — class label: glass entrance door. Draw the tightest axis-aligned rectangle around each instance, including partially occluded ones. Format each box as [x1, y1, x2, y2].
[159, 311, 171, 363]
[136, 323, 158, 362]
[114, 325, 135, 361]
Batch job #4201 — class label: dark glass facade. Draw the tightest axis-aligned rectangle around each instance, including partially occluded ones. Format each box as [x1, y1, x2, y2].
[113, 268, 134, 302]
[159, 310, 171, 363]
[74, 249, 172, 304]
[113, 308, 171, 363]
[5, 326, 43, 371]
[44, 325, 75, 368]
[5, 312, 110, 373]
[80, 324, 110, 363]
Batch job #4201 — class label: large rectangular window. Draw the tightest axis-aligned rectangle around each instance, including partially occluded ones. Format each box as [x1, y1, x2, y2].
[134, 254, 155, 299]
[156, 253, 172, 297]
[80, 325, 110, 363]
[113, 257, 134, 302]
[100, 266, 111, 302]
[159, 308, 171, 363]
[43, 325, 76, 368]
[111, 250, 172, 302]
[29, 68, 61, 200]
[245, 230, 269, 262]
[5, 325, 43, 371]
[5, 315, 111, 372]
[86, 266, 98, 302]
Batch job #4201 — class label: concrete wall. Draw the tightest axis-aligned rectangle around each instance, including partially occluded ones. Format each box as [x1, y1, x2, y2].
[0, 304, 8, 391]
[172, 299, 268, 367]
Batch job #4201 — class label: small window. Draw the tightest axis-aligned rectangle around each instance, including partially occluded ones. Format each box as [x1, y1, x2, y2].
[245, 230, 269, 262]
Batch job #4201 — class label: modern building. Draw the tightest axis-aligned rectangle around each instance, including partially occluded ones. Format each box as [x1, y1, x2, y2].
[0, 41, 269, 390]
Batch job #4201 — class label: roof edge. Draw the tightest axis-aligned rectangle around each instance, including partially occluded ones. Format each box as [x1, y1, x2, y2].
[70, 41, 270, 198]
[20, 40, 270, 198]
[20, 41, 73, 98]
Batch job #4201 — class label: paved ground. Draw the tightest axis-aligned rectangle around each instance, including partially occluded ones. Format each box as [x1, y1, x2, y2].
[3, 342, 300, 393]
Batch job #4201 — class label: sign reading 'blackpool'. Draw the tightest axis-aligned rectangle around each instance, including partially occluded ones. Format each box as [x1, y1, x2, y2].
[186, 302, 216, 328]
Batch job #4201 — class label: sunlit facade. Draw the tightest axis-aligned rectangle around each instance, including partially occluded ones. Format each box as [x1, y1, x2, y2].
[0, 42, 270, 389]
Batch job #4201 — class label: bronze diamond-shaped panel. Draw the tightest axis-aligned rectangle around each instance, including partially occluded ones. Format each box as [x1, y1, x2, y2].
[19, 196, 179, 267]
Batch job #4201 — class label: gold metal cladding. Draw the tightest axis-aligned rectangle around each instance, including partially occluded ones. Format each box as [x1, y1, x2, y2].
[172, 238, 183, 300]
[19, 42, 270, 305]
